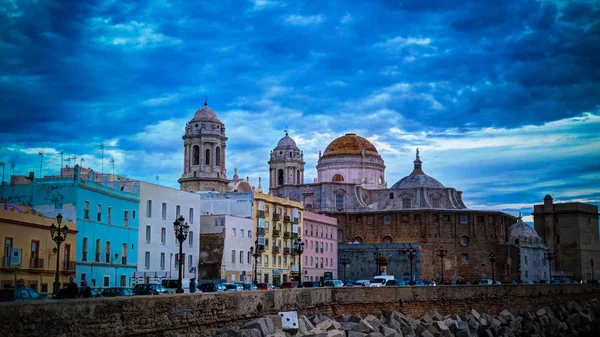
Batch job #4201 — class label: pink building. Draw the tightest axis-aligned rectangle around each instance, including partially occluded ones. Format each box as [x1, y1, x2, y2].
[302, 211, 338, 282]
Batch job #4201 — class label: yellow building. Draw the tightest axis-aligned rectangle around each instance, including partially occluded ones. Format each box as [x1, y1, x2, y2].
[253, 192, 303, 285]
[0, 206, 77, 294]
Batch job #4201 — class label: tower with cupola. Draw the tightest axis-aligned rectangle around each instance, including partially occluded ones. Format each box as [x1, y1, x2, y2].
[268, 131, 305, 196]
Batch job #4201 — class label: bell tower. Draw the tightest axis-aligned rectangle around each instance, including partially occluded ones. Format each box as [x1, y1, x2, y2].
[268, 131, 305, 195]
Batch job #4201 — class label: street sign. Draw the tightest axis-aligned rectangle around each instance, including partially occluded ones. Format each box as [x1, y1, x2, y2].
[10, 248, 22, 268]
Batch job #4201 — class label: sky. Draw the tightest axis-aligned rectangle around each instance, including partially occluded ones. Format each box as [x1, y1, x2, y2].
[1, 0, 599, 223]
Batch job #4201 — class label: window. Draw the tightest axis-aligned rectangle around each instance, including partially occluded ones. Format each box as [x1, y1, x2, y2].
[332, 174, 344, 182]
[145, 226, 151, 243]
[108, 207, 112, 224]
[460, 215, 468, 224]
[95, 239, 100, 262]
[264, 255, 269, 266]
[145, 252, 150, 269]
[335, 194, 344, 210]
[160, 253, 165, 270]
[524, 256, 528, 265]
[232, 228, 237, 237]
[97, 204, 102, 222]
[122, 243, 127, 263]
[248, 252, 251, 264]
[188, 255, 193, 270]
[461, 254, 468, 262]
[320, 257, 323, 268]
[124, 211, 129, 227]
[120, 275, 126, 287]
[248, 231, 252, 238]
[147, 200, 152, 217]
[232, 250, 236, 263]
[189, 231, 194, 247]
[240, 251, 244, 264]
[132, 210, 136, 219]
[216, 147, 221, 166]
[320, 242, 323, 253]
[310, 257, 313, 266]
[241, 229, 244, 237]
[556, 235, 561, 244]
[189, 208, 194, 224]
[104, 277, 109, 287]
[82, 238, 88, 261]
[432, 198, 440, 208]
[162, 203, 167, 220]
[305, 256, 308, 264]
[161, 228, 166, 244]
[176, 205, 181, 218]
[105, 242, 111, 263]
[389, 192, 394, 199]
[205, 149, 210, 165]
[403, 198, 411, 209]
[325, 258, 328, 267]
[84, 201, 89, 219]
[193, 145, 200, 165]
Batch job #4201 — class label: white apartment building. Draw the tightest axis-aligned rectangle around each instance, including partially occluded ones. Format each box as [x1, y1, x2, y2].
[200, 214, 254, 283]
[134, 182, 201, 283]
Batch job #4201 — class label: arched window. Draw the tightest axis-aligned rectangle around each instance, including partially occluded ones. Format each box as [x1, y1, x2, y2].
[383, 236, 393, 244]
[389, 192, 394, 200]
[332, 174, 344, 182]
[205, 149, 210, 166]
[216, 147, 221, 167]
[277, 169, 284, 186]
[192, 145, 200, 165]
[353, 236, 363, 244]
[305, 204, 313, 212]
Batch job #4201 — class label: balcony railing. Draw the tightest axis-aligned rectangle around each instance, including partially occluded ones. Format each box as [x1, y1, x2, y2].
[272, 246, 281, 253]
[284, 215, 291, 223]
[30, 258, 44, 269]
[283, 232, 291, 239]
[257, 210, 265, 218]
[272, 213, 281, 221]
[283, 248, 290, 255]
[272, 229, 281, 237]
[292, 233, 299, 239]
[257, 228, 266, 235]
[293, 217, 299, 224]
[63, 261, 75, 271]
[122, 256, 127, 265]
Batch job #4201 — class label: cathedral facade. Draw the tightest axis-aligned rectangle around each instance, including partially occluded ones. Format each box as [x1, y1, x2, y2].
[268, 133, 521, 282]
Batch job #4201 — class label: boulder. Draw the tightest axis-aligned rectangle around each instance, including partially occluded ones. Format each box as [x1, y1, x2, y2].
[327, 330, 344, 337]
[420, 314, 434, 326]
[340, 322, 359, 332]
[348, 331, 367, 337]
[420, 330, 434, 337]
[470, 310, 481, 321]
[380, 326, 402, 337]
[240, 328, 263, 337]
[243, 318, 273, 337]
[353, 320, 376, 333]
[299, 316, 316, 335]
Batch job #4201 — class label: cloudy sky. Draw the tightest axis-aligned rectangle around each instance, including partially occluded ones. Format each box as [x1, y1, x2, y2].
[1, 0, 599, 222]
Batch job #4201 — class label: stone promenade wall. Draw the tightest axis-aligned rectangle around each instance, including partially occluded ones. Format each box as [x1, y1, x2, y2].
[1, 284, 599, 337]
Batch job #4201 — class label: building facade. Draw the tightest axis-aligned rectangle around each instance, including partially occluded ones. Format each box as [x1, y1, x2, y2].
[253, 191, 303, 285]
[199, 215, 253, 283]
[132, 182, 201, 283]
[507, 213, 549, 282]
[179, 102, 229, 193]
[533, 196, 600, 280]
[302, 211, 338, 282]
[0, 206, 77, 293]
[3, 166, 139, 287]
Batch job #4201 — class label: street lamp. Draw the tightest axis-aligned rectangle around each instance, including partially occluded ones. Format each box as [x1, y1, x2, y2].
[294, 239, 305, 287]
[436, 246, 447, 284]
[374, 247, 381, 276]
[489, 252, 496, 282]
[49, 213, 68, 296]
[591, 259, 595, 281]
[340, 256, 351, 284]
[406, 246, 417, 285]
[546, 251, 555, 282]
[173, 215, 189, 293]
[250, 239, 261, 284]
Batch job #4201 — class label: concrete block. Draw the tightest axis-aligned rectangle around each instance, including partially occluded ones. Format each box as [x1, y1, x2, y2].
[353, 320, 376, 333]
[243, 318, 271, 337]
[241, 328, 263, 337]
[327, 330, 344, 337]
[420, 331, 434, 337]
[420, 314, 433, 326]
[299, 316, 315, 335]
[433, 321, 449, 332]
[348, 331, 367, 337]
[340, 322, 358, 331]
[470, 310, 480, 321]
[367, 332, 385, 337]
[380, 326, 400, 337]
[278, 312, 299, 336]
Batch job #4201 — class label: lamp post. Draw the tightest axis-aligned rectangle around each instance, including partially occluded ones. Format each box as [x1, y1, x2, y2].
[294, 238, 305, 287]
[407, 245, 417, 285]
[340, 256, 351, 284]
[546, 252, 555, 282]
[374, 247, 381, 276]
[436, 246, 447, 284]
[590, 258, 595, 281]
[250, 239, 261, 284]
[173, 215, 189, 293]
[49, 213, 68, 297]
[489, 252, 496, 282]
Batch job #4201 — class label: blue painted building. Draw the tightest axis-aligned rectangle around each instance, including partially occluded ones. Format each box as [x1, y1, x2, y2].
[2, 166, 139, 287]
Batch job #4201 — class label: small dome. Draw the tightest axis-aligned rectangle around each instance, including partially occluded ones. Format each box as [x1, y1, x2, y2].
[322, 133, 379, 158]
[192, 103, 221, 123]
[392, 174, 445, 189]
[275, 133, 299, 150]
[509, 213, 542, 241]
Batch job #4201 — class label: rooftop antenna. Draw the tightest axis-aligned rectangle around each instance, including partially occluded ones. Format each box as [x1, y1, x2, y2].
[156, 175, 159, 185]
[58, 152, 64, 177]
[110, 158, 115, 177]
[38, 151, 44, 178]
[98, 143, 105, 173]
[204, 94, 208, 106]
[284, 125, 288, 136]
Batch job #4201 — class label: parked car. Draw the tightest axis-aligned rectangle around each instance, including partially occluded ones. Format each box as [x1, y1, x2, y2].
[101, 287, 134, 297]
[224, 283, 244, 291]
[302, 281, 321, 288]
[198, 283, 226, 292]
[479, 279, 493, 285]
[280, 282, 298, 289]
[385, 280, 407, 286]
[354, 280, 371, 287]
[132, 284, 169, 295]
[0, 287, 48, 302]
[256, 283, 274, 290]
[370, 275, 395, 287]
[240, 283, 258, 290]
[162, 278, 191, 294]
[323, 280, 344, 287]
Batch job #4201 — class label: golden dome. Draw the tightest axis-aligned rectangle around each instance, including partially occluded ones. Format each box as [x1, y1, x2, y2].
[322, 133, 379, 158]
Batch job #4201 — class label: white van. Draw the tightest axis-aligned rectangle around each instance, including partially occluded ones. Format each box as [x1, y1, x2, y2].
[370, 275, 395, 287]
[161, 278, 191, 293]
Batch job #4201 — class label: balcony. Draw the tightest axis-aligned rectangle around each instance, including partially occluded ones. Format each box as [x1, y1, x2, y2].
[30, 258, 44, 269]
[283, 231, 291, 239]
[257, 210, 265, 218]
[292, 233, 299, 240]
[257, 228, 266, 236]
[293, 217, 299, 224]
[122, 256, 128, 265]
[63, 261, 75, 271]
[272, 246, 281, 253]
[284, 215, 291, 223]
[272, 213, 281, 221]
[272, 229, 280, 237]
[283, 248, 290, 255]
